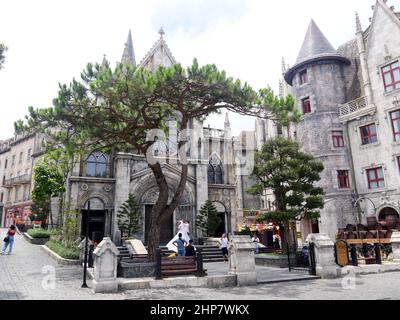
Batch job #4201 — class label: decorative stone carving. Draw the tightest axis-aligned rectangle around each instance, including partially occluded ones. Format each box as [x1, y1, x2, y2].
[228, 235, 257, 286]
[84, 198, 105, 210]
[306, 233, 340, 279]
[81, 184, 89, 191]
[103, 184, 112, 192]
[92, 237, 119, 293]
[391, 232, 400, 263]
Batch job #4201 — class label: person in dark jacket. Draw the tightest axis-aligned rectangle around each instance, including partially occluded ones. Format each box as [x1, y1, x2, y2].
[185, 240, 196, 257]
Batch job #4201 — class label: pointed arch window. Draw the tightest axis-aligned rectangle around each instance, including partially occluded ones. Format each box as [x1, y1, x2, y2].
[86, 152, 107, 178]
[208, 158, 224, 185]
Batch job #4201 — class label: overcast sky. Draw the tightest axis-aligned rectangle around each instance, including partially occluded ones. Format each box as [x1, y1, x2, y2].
[0, 0, 393, 140]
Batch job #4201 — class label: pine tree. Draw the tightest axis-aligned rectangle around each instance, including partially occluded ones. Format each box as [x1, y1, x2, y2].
[196, 200, 222, 237]
[117, 194, 141, 238]
[247, 136, 325, 251]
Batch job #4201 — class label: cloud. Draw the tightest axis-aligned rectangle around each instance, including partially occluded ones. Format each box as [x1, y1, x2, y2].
[150, 0, 251, 37]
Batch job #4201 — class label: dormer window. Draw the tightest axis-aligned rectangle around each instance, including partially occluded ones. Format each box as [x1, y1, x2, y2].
[299, 70, 308, 85]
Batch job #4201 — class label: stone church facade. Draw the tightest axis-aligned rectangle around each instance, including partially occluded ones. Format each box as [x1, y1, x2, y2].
[278, 0, 400, 241]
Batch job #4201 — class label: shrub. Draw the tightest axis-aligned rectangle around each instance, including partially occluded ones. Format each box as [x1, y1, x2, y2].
[238, 227, 252, 236]
[27, 228, 53, 239]
[45, 240, 79, 260]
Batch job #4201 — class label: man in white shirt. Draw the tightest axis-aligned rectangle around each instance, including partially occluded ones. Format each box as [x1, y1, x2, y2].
[251, 233, 260, 254]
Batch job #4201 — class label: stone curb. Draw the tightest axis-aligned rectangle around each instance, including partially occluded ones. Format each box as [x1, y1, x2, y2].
[40, 245, 80, 266]
[341, 263, 400, 276]
[22, 232, 49, 245]
[257, 275, 321, 285]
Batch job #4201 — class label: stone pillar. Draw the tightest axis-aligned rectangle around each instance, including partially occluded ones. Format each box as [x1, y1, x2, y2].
[113, 153, 132, 244]
[391, 232, 400, 262]
[228, 235, 257, 286]
[92, 237, 119, 293]
[195, 162, 208, 238]
[78, 237, 93, 264]
[306, 233, 340, 279]
[50, 197, 60, 227]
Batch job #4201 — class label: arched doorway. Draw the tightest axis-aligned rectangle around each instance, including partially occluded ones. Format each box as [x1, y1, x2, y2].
[378, 207, 399, 229]
[81, 197, 106, 244]
[212, 201, 227, 237]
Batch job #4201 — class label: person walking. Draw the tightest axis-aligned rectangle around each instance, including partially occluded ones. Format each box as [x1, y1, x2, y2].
[173, 233, 187, 257]
[219, 234, 229, 262]
[2, 225, 16, 255]
[251, 233, 260, 254]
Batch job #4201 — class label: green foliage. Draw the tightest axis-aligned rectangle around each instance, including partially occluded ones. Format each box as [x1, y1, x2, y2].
[31, 161, 64, 211]
[27, 228, 53, 239]
[15, 58, 297, 156]
[238, 227, 252, 236]
[247, 136, 325, 224]
[62, 210, 78, 247]
[196, 200, 222, 237]
[0, 43, 7, 69]
[117, 194, 140, 238]
[46, 241, 79, 260]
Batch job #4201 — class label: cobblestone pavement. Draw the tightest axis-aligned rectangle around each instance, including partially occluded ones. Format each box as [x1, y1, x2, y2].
[2, 228, 400, 300]
[0, 228, 125, 300]
[123, 273, 400, 300]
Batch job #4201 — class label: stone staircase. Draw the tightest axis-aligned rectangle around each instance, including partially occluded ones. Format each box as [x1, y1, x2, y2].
[117, 246, 131, 261]
[197, 246, 225, 263]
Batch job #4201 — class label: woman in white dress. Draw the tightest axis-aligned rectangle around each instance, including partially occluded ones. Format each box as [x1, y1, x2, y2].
[166, 220, 191, 253]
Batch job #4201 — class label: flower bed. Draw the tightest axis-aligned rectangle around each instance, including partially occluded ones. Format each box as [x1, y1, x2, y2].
[45, 241, 79, 260]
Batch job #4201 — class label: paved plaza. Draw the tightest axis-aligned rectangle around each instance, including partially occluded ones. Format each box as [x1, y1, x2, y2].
[1, 228, 400, 300]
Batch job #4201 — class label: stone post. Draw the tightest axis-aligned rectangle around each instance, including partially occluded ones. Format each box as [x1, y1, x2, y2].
[92, 237, 119, 293]
[391, 232, 400, 262]
[78, 237, 93, 264]
[113, 153, 132, 245]
[306, 233, 341, 279]
[228, 235, 257, 286]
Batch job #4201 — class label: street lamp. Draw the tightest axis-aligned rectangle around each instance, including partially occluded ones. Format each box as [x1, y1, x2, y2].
[81, 201, 91, 289]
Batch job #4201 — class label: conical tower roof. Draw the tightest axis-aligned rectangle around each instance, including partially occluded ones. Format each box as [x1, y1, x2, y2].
[121, 29, 136, 66]
[295, 20, 337, 65]
[284, 20, 350, 85]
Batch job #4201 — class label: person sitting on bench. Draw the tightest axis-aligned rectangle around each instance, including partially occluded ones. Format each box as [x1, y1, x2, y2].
[185, 240, 196, 257]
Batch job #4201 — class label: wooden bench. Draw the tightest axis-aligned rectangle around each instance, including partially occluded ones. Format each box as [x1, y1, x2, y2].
[161, 256, 197, 277]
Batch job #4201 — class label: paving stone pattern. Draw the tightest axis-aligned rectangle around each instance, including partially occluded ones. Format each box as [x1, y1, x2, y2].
[2, 228, 400, 300]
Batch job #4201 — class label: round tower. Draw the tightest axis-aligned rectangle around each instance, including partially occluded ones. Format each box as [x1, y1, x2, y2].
[284, 20, 356, 240]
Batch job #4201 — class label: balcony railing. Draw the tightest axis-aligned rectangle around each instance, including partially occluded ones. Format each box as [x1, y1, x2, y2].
[3, 174, 32, 187]
[203, 128, 226, 138]
[339, 96, 377, 122]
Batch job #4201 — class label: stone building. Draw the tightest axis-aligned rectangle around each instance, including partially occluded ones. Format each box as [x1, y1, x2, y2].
[0, 132, 42, 227]
[60, 29, 257, 245]
[280, 0, 400, 241]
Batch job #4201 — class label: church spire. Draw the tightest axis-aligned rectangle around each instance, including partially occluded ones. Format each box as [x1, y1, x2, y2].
[224, 112, 231, 130]
[121, 29, 136, 66]
[355, 12, 362, 34]
[281, 57, 286, 75]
